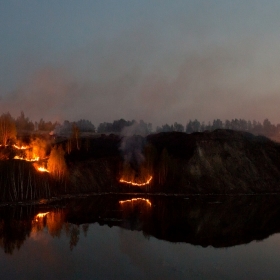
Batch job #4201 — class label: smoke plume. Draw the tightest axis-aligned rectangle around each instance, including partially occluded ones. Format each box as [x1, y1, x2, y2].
[119, 122, 147, 172]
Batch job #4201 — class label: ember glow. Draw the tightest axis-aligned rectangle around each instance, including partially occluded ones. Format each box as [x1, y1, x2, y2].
[119, 198, 152, 206]
[119, 176, 153, 186]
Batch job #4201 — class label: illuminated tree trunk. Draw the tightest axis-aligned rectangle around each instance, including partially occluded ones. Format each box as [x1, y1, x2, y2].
[48, 145, 67, 183]
[0, 113, 16, 146]
[72, 124, 80, 150]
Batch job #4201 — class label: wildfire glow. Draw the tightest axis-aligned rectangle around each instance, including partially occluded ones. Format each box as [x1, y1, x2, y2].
[119, 176, 153, 186]
[119, 198, 152, 206]
[4, 140, 54, 174]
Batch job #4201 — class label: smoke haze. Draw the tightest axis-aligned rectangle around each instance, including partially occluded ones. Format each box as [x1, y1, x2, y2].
[1, 1, 280, 126]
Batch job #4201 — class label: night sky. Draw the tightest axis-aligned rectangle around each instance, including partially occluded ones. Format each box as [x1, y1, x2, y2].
[1, 0, 280, 126]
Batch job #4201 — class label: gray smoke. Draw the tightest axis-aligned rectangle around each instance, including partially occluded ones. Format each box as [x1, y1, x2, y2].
[1, 27, 280, 125]
[119, 122, 147, 171]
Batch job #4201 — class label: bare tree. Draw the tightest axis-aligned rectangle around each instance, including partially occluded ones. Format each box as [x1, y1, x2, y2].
[48, 145, 67, 181]
[0, 113, 16, 146]
[71, 123, 80, 150]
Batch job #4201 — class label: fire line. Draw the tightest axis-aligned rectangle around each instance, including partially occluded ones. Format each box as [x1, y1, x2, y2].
[119, 176, 153, 186]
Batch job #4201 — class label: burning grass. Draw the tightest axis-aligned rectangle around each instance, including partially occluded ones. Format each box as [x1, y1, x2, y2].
[119, 176, 153, 186]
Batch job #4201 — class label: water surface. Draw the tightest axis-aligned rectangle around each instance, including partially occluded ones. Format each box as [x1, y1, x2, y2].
[0, 195, 280, 279]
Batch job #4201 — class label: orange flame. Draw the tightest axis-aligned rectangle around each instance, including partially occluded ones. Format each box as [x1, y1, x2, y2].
[119, 176, 153, 186]
[14, 155, 40, 162]
[119, 198, 152, 206]
[13, 138, 47, 162]
[37, 166, 49, 173]
[13, 144, 30, 150]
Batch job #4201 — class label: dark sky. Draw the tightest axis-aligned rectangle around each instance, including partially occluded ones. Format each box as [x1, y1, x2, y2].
[1, 0, 280, 126]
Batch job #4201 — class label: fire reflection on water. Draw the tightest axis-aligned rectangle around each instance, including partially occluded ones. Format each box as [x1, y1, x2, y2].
[34, 212, 49, 222]
[30, 209, 84, 251]
[119, 198, 152, 207]
[36, 166, 49, 173]
[31, 210, 67, 236]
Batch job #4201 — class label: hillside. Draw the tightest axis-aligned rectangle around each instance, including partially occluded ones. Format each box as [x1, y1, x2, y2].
[66, 129, 280, 194]
[1, 129, 280, 202]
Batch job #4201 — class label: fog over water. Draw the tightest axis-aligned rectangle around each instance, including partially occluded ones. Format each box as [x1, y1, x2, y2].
[1, 1, 280, 125]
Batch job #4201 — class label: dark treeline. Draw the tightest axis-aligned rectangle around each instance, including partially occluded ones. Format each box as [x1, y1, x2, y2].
[2, 111, 280, 141]
[156, 118, 280, 141]
[15, 111, 58, 132]
[0, 111, 95, 134]
[54, 119, 96, 136]
[97, 118, 280, 141]
[97, 119, 152, 135]
[158, 118, 277, 135]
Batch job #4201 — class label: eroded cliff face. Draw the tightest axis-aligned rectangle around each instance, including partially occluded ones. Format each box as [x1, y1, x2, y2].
[66, 157, 121, 193]
[66, 130, 280, 194]
[178, 130, 280, 193]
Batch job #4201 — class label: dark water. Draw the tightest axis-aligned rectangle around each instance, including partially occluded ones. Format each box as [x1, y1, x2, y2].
[0, 194, 280, 279]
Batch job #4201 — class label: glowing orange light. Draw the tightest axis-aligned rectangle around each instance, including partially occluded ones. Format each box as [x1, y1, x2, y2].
[34, 212, 49, 222]
[119, 198, 152, 206]
[14, 155, 40, 162]
[13, 156, 25, 160]
[119, 176, 153, 186]
[36, 212, 49, 218]
[13, 144, 30, 150]
[37, 166, 49, 173]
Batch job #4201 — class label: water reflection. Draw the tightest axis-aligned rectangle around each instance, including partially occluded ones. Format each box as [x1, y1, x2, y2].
[119, 198, 152, 206]
[1, 194, 280, 254]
